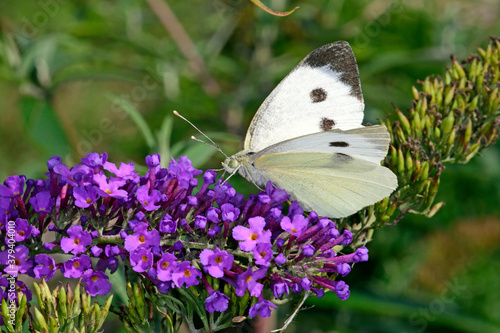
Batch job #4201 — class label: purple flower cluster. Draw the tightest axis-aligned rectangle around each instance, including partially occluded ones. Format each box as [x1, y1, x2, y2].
[0, 153, 368, 318]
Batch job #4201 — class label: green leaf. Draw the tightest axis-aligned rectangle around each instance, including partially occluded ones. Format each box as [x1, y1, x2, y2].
[106, 94, 155, 148]
[19, 96, 69, 155]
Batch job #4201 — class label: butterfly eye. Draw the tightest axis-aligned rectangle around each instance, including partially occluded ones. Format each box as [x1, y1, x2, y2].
[227, 159, 239, 169]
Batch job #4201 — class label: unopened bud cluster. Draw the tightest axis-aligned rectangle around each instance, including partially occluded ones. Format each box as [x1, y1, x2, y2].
[343, 37, 500, 247]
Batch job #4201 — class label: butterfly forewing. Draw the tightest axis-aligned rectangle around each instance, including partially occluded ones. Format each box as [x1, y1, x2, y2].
[244, 41, 365, 152]
[253, 125, 391, 165]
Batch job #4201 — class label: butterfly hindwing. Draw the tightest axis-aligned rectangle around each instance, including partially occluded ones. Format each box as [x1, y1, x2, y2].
[244, 41, 365, 152]
[253, 152, 397, 218]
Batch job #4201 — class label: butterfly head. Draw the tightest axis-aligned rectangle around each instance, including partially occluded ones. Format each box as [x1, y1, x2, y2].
[222, 151, 258, 184]
[222, 156, 240, 173]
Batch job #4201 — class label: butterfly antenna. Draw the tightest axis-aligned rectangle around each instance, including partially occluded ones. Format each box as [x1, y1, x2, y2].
[221, 166, 240, 185]
[173, 110, 228, 158]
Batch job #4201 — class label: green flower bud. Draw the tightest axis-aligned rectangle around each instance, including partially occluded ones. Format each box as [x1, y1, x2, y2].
[478, 46, 487, 60]
[397, 109, 411, 135]
[427, 201, 445, 218]
[397, 147, 405, 174]
[412, 86, 420, 100]
[444, 85, 455, 106]
[33, 283, 44, 312]
[492, 65, 499, 85]
[97, 296, 113, 329]
[90, 304, 99, 330]
[396, 124, 406, 143]
[1, 300, 15, 332]
[34, 307, 50, 331]
[486, 128, 498, 145]
[419, 161, 429, 181]
[389, 145, 397, 167]
[81, 291, 90, 317]
[445, 71, 452, 85]
[416, 97, 428, 119]
[413, 112, 422, 138]
[452, 59, 466, 79]
[66, 284, 74, 317]
[468, 95, 479, 112]
[434, 126, 441, 139]
[440, 111, 455, 137]
[458, 76, 467, 90]
[133, 283, 146, 320]
[423, 77, 432, 93]
[380, 215, 391, 222]
[462, 118, 473, 149]
[469, 58, 478, 81]
[488, 87, 499, 114]
[445, 128, 456, 155]
[479, 120, 494, 137]
[485, 43, 493, 63]
[58, 285, 68, 320]
[48, 316, 59, 333]
[73, 283, 82, 317]
[385, 200, 398, 217]
[464, 142, 481, 163]
[426, 177, 440, 206]
[377, 196, 389, 214]
[405, 151, 413, 173]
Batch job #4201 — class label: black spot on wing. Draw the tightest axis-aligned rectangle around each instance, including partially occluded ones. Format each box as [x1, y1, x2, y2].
[329, 141, 349, 147]
[302, 41, 363, 102]
[320, 117, 335, 131]
[335, 153, 354, 162]
[310, 88, 327, 103]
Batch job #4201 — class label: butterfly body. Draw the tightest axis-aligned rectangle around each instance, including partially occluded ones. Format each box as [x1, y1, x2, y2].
[223, 41, 397, 218]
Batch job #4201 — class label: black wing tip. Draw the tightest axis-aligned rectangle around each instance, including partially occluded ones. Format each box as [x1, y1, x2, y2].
[301, 41, 363, 102]
[303, 41, 355, 68]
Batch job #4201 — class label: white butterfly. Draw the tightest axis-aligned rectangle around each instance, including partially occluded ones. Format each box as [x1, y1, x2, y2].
[222, 41, 398, 218]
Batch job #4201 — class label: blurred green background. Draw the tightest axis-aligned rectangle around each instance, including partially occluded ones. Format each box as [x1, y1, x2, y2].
[1, 0, 500, 332]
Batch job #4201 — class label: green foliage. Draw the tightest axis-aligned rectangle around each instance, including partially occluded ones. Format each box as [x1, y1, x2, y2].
[384, 37, 500, 222]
